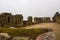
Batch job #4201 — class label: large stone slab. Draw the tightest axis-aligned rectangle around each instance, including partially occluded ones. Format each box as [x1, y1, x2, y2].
[36, 31, 55, 40]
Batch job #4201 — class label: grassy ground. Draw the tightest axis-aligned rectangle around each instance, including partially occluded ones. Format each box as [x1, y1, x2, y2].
[0, 22, 60, 40]
[0, 28, 47, 39]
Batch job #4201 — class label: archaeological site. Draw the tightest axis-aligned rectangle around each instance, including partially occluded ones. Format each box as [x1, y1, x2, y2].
[0, 12, 59, 40]
[0, 12, 60, 28]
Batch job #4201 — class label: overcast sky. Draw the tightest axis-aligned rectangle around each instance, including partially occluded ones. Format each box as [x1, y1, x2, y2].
[0, 0, 60, 20]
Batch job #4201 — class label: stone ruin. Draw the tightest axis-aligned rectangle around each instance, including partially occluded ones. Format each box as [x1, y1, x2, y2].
[0, 13, 23, 27]
[34, 17, 51, 24]
[23, 16, 32, 26]
[52, 12, 60, 23]
[0, 12, 60, 27]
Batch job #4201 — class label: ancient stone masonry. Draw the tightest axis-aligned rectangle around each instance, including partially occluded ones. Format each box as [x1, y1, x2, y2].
[0, 13, 23, 27]
[34, 17, 43, 24]
[34, 17, 51, 24]
[23, 20, 28, 26]
[28, 16, 32, 25]
[14, 14, 23, 27]
[23, 16, 32, 26]
[43, 17, 51, 22]
[52, 12, 60, 23]
[0, 13, 12, 27]
[0, 12, 60, 27]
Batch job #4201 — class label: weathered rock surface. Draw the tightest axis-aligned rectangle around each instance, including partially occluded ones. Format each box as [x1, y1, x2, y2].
[0, 33, 11, 40]
[36, 31, 55, 40]
[11, 36, 32, 40]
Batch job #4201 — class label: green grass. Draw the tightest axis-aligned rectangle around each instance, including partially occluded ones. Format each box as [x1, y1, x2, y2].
[0, 28, 47, 39]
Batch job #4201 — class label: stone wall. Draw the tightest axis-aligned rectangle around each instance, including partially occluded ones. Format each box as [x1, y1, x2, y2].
[0, 12, 59, 27]
[0, 13, 12, 27]
[34, 17, 51, 24]
[23, 20, 28, 26]
[34, 17, 39, 24]
[52, 12, 60, 23]
[14, 14, 23, 27]
[43, 17, 51, 22]
[28, 16, 32, 25]
[0, 13, 23, 27]
[34, 17, 43, 24]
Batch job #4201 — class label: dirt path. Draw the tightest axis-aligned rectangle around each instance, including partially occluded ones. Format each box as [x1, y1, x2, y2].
[22, 23, 60, 40]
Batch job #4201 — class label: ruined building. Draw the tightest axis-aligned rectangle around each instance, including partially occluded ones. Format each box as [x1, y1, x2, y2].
[34, 17, 43, 24]
[0, 13, 33, 27]
[23, 16, 32, 26]
[0, 13, 23, 27]
[0, 12, 60, 27]
[34, 17, 51, 24]
[52, 12, 60, 23]
[28, 16, 32, 25]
